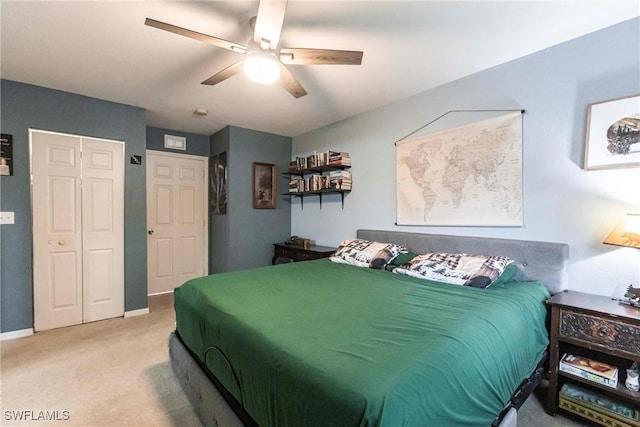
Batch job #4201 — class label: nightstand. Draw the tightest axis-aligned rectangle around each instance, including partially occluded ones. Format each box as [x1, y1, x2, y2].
[547, 291, 640, 421]
[272, 243, 336, 265]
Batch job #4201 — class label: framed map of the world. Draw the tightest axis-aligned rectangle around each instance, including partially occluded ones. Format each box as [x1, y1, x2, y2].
[395, 111, 523, 226]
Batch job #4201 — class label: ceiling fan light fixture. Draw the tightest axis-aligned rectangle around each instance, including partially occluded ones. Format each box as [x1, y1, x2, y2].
[146, 0, 363, 98]
[244, 49, 280, 85]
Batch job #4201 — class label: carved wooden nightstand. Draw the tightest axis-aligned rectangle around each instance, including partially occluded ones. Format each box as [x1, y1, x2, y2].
[547, 291, 640, 421]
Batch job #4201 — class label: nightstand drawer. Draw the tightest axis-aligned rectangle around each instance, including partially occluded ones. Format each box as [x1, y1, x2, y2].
[275, 247, 296, 259]
[560, 309, 640, 356]
[295, 251, 319, 262]
[272, 243, 336, 265]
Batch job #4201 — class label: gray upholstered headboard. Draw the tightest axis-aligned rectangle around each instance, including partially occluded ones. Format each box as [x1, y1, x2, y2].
[357, 229, 570, 294]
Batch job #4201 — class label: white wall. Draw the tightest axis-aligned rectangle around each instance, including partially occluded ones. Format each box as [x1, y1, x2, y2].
[292, 18, 640, 298]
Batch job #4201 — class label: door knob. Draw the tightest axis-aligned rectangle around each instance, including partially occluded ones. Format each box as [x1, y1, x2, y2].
[148, 229, 154, 235]
[58, 240, 65, 245]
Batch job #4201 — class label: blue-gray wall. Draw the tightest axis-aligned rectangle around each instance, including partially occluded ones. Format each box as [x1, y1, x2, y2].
[146, 126, 209, 156]
[292, 18, 640, 298]
[0, 79, 148, 333]
[210, 126, 292, 273]
[210, 127, 231, 273]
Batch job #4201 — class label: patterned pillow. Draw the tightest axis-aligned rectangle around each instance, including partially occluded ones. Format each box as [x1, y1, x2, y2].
[384, 251, 419, 272]
[330, 239, 408, 269]
[393, 252, 514, 288]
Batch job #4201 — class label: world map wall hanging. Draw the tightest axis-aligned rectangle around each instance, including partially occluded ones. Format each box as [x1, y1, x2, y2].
[395, 111, 523, 226]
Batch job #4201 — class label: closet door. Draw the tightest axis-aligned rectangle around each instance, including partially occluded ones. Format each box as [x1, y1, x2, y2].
[32, 132, 83, 331]
[31, 130, 124, 331]
[82, 138, 124, 322]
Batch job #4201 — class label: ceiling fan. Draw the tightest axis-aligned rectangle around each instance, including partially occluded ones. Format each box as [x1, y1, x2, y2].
[145, 0, 363, 99]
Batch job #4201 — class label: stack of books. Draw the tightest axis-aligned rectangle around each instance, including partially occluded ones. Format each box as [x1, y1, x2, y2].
[287, 175, 328, 193]
[329, 170, 352, 190]
[288, 151, 351, 171]
[288, 171, 352, 193]
[559, 383, 639, 427]
[308, 174, 329, 191]
[288, 178, 303, 193]
[328, 151, 351, 167]
[289, 157, 308, 171]
[559, 354, 619, 389]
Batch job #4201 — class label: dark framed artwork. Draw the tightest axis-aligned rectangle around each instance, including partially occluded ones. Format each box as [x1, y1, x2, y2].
[210, 152, 227, 214]
[253, 162, 276, 209]
[0, 134, 13, 176]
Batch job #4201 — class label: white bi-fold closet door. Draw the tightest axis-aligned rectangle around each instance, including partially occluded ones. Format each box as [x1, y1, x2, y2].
[30, 130, 124, 332]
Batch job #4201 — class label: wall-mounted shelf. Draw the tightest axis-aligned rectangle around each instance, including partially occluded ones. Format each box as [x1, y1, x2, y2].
[283, 164, 350, 177]
[284, 152, 351, 209]
[280, 189, 350, 209]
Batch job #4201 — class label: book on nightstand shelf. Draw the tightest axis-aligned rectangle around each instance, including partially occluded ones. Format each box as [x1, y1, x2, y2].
[559, 353, 619, 388]
[559, 383, 640, 427]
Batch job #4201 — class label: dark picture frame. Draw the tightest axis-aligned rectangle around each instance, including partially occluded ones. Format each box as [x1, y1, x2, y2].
[210, 152, 228, 215]
[0, 133, 13, 176]
[253, 162, 276, 209]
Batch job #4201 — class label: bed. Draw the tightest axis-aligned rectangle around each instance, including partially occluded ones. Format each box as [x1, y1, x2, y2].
[170, 230, 569, 427]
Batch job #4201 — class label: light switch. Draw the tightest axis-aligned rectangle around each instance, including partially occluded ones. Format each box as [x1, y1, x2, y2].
[0, 212, 15, 224]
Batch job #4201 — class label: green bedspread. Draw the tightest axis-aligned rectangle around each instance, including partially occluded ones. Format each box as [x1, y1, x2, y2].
[174, 259, 550, 427]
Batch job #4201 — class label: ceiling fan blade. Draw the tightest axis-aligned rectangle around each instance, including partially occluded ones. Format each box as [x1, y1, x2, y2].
[254, 0, 287, 49]
[201, 61, 245, 86]
[145, 18, 246, 53]
[278, 63, 307, 99]
[280, 48, 363, 65]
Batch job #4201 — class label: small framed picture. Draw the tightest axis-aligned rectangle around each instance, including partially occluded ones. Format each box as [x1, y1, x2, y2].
[584, 94, 639, 170]
[253, 162, 276, 209]
[210, 152, 227, 215]
[0, 133, 13, 176]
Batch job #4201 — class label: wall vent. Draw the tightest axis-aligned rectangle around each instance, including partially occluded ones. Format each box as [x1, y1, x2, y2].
[164, 134, 186, 150]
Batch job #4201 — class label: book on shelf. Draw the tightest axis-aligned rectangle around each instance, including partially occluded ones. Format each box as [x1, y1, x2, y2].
[289, 157, 307, 171]
[559, 383, 639, 427]
[288, 151, 351, 171]
[328, 170, 351, 178]
[287, 173, 351, 193]
[559, 353, 618, 388]
[331, 179, 351, 189]
[328, 151, 351, 166]
[288, 178, 303, 193]
[328, 171, 351, 188]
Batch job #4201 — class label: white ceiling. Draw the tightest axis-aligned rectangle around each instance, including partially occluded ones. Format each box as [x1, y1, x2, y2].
[1, 1, 638, 137]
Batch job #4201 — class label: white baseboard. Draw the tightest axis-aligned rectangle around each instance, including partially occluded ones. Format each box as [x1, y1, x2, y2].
[124, 308, 149, 318]
[148, 290, 174, 296]
[1, 328, 34, 341]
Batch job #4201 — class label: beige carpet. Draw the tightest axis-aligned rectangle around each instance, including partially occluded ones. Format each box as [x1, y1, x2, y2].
[1, 293, 581, 426]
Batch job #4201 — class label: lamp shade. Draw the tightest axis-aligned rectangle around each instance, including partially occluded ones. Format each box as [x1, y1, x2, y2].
[603, 213, 640, 249]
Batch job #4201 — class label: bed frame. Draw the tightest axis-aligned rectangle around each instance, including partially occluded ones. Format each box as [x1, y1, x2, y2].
[169, 230, 569, 427]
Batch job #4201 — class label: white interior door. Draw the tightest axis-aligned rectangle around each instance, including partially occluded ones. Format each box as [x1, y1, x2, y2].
[31, 130, 124, 331]
[32, 132, 83, 331]
[146, 151, 207, 295]
[82, 138, 124, 322]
